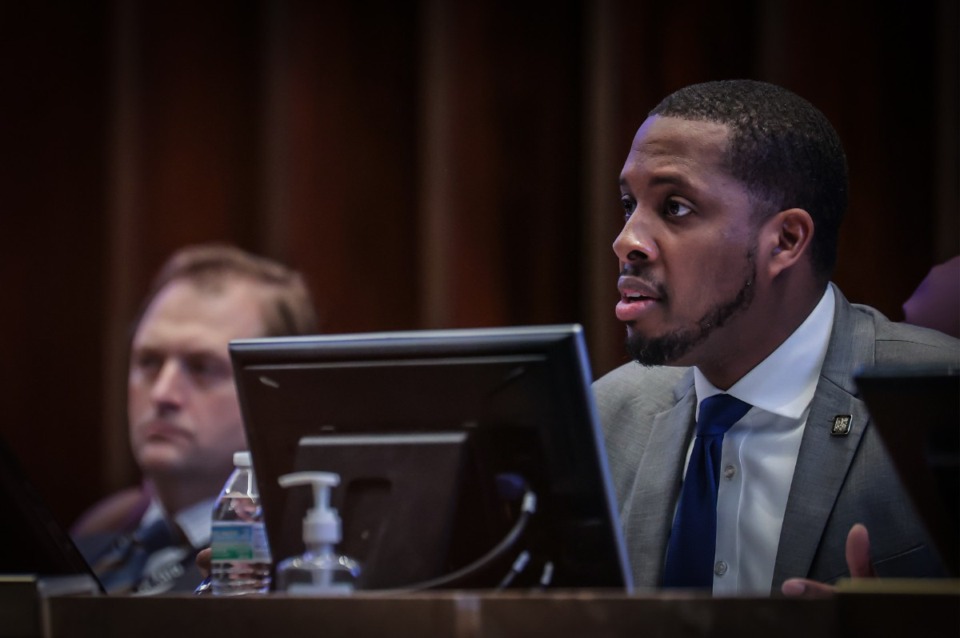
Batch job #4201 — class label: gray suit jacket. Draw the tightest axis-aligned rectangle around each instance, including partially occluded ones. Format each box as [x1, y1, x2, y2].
[594, 286, 959, 593]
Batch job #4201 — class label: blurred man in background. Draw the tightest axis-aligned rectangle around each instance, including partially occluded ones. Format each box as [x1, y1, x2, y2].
[71, 244, 317, 594]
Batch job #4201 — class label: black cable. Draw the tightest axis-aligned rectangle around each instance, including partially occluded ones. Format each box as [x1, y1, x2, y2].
[496, 550, 530, 590]
[386, 489, 537, 592]
[537, 560, 554, 591]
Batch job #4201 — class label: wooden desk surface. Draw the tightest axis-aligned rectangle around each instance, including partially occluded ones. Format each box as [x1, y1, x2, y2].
[3, 576, 957, 638]
[39, 589, 959, 638]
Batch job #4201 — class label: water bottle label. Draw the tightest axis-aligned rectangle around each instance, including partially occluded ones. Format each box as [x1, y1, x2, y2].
[211, 522, 272, 561]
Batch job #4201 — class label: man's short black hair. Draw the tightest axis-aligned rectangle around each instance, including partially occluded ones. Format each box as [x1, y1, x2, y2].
[650, 79, 848, 282]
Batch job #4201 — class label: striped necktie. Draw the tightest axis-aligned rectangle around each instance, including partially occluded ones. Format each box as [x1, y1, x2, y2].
[93, 519, 179, 594]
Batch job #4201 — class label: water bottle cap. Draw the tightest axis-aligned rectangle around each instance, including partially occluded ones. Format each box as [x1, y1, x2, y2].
[233, 451, 252, 467]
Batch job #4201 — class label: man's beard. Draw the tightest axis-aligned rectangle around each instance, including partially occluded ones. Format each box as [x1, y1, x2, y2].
[625, 250, 757, 367]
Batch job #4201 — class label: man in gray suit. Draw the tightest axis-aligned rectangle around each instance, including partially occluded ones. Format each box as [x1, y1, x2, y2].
[594, 80, 959, 596]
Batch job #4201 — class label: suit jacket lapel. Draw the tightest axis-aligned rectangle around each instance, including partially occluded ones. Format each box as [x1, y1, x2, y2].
[623, 375, 697, 589]
[772, 287, 875, 588]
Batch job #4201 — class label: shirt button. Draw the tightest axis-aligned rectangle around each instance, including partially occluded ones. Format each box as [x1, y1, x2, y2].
[715, 561, 728, 576]
[723, 465, 736, 480]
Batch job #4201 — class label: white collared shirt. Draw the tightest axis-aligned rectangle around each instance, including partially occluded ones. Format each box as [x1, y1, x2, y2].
[690, 286, 835, 595]
[139, 497, 215, 550]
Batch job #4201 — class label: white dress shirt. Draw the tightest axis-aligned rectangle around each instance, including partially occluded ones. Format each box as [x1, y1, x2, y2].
[139, 497, 215, 549]
[134, 497, 215, 595]
[690, 286, 835, 595]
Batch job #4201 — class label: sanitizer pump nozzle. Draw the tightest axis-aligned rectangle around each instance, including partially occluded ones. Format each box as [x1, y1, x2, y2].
[275, 472, 361, 594]
[280, 472, 341, 552]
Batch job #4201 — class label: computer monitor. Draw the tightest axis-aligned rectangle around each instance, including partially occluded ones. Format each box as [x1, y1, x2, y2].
[854, 364, 959, 576]
[229, 324, 633, 592]
[0, 433, 104, 593]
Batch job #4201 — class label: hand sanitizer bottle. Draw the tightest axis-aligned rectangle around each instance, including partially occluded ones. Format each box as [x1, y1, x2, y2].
[274, 472, 361, 595]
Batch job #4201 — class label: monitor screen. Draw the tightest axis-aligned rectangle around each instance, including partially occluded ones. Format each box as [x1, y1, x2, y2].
[229, 324, 633, 592]
[0, 433, 104, 592]
[854, 364, 959, 576]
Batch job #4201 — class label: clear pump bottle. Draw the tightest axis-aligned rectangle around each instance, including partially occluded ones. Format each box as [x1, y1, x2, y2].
[210, 451, 272, 595]
[275, 472, 361, 595]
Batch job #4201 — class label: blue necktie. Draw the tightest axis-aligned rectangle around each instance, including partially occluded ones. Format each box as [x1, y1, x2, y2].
[662, 393, 751, 589]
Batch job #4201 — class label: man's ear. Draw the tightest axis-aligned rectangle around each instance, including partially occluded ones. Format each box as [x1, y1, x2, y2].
[761, 208, 814, 279]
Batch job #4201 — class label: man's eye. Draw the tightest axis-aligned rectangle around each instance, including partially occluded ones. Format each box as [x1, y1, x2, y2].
[621, 195, 636, 219]
[186, 357, 230, 383]
[665, 200, 692, 218]
[134, 353, 162, 373]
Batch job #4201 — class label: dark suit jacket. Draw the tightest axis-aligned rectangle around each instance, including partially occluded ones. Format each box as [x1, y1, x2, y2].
[594, 286, 960, 593]
[72, 484, 204, 594]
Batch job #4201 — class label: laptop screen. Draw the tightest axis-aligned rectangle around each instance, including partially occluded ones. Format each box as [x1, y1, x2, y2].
[0, 434, 104, 592]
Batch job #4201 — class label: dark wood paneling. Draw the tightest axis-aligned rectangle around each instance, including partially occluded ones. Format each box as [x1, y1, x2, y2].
[418, 0, 586, 329]
[0, 2, 110, 526]
[134, 0, 264, 269]
[276, 0, 421, 334]
[766, 0, 947, 320]
[0, 0, 954, 529]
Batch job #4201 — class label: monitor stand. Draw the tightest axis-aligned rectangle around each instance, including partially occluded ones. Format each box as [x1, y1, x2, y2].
[277, 431, 512, 590]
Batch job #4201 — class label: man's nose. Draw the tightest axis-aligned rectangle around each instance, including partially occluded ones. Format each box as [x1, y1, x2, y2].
[613, 213, 659, 266]
[150, 359, 186, 407]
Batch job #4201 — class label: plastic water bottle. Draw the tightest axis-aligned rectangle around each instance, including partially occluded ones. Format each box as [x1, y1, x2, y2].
[210, 451, 272, 595]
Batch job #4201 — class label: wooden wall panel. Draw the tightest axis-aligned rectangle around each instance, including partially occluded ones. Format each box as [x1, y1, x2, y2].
[133, 0, 263, 267]
[419, 0, 586, 330]
[272, 0, 421, 334]
[0, 0, 954, 529]
[0, 2, 109, 525]
[760, 0, 946, 320]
